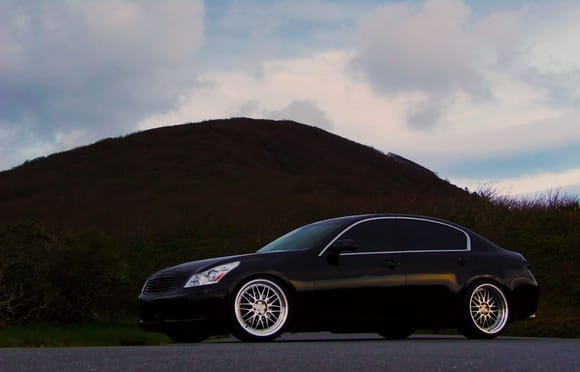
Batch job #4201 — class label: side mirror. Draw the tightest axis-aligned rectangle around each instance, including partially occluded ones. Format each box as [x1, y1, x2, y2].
[327, 239, 358, 254]
[326, 239, 357, 265]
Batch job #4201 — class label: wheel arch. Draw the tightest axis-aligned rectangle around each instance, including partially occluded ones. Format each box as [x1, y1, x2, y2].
[463, 274, 510, 294]
[229, 271, 297, 300]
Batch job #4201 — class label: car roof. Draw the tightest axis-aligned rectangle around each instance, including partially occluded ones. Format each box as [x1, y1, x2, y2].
[321, 213, 458, 224]
[315, 214, 508, 254]
[317, 213, 474, 235]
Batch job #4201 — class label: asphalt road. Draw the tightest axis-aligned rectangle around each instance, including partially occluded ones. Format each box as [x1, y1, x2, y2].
[0, 333, 578, 372]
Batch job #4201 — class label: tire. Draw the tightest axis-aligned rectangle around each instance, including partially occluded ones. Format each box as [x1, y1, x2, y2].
[166, 330, 209, 343]
[458, 282, 509, 339]
[231, 278, 290, 342]
[378, 325, 415, 340]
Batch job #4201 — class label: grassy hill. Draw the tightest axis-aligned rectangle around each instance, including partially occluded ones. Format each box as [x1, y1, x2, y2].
[0, 118, 468, 236]
[0, 118, 577, 339]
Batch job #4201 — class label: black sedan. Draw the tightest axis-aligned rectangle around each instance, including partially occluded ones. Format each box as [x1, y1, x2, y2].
[138, 214, 539, 342]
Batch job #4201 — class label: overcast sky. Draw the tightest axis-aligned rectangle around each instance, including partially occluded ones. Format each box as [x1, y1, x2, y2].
[1, 0, 579, 197]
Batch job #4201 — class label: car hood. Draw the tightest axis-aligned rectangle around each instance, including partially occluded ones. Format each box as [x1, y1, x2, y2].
[154, 253, 257, 276]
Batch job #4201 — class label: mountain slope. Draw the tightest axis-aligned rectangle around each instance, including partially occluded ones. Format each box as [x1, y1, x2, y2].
[0, 118, 468, 235]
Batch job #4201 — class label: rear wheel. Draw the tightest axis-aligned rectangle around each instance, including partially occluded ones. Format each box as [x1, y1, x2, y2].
[458, 282, 509, 339]
[231, 278, 290, 342]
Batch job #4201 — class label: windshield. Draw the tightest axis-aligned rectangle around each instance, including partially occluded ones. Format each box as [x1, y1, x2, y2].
[257, 219, 348, 253]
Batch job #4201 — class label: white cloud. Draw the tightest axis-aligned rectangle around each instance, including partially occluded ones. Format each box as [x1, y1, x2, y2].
[218, 0, 361, 27]
[351, 0, 488, 98]
[456, 167, 580, 197]
[524, 3, 580, 76]
[350, 0, 580, 129]
[264, 100, 334, 130]
[0, 125, 59, 169]
[0, 0, 205, 169]
[200, 0, 365, 71]
[55, 129, 90, 150]
[237, 100, 260, 117]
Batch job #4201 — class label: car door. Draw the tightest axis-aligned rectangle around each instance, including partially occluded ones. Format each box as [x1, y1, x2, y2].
[396, 217, 472, 325]
[313, 218, 408, 327]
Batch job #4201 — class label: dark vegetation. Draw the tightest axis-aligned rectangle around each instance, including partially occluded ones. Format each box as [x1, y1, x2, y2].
[0, 322, 170, 347]
[0, 118, 578, 340]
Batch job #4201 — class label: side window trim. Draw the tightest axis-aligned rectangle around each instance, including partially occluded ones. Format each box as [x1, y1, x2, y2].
[318, 216, 471, 256]
[396, 216, 471, 252]
[318, 217, 396, 256]
[341, 249, 469, 256]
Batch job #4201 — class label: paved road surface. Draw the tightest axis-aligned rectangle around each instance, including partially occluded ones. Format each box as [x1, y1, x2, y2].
[0, 333, 578, 371]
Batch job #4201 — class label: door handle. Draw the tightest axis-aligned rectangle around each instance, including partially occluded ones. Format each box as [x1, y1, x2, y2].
[455, 256, 468, 265]
[384, 259, 400, 269]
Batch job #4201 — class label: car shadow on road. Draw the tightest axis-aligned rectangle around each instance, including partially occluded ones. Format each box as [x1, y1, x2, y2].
[206, 333, 538, 344]
[207, 334, 474, 344]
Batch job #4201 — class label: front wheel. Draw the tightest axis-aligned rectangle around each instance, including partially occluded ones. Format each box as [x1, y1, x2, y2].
[458, 282, 509, 339]
[231, 278, 290, 342]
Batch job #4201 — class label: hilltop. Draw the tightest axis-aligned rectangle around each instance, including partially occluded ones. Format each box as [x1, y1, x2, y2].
[0, 118, 468, 236]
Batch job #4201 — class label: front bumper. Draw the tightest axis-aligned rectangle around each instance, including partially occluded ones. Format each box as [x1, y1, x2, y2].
[138, 285, 230, 334]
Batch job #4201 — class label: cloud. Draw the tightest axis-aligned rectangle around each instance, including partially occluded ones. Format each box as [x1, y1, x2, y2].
[264, 100, 334, 129]
[0, 0, 204, 169]
[237, 100, 260, 117]
[350, 0, 580, 130]
[199, 0, 367, 72]
[351, 0, 488, 98]
[518, 4, 580, 106]
[407, 98, 448, 130]
[349, 0, 498, 129]
[456, 167, 580, 197]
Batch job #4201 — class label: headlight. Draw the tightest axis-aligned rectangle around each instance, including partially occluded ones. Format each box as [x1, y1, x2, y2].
[184, 261, 240, 288]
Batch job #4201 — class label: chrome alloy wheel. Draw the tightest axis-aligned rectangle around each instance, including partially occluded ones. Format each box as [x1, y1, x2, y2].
[469, 283, 509, 334]
[234, 279, 289, 337]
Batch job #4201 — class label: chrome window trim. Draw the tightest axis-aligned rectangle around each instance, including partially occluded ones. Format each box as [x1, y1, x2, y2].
[341, 249, 469, 256]
[318, 216, 471, 257]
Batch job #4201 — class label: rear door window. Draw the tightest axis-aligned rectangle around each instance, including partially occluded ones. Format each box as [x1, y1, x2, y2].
[398, 218, 467, 251]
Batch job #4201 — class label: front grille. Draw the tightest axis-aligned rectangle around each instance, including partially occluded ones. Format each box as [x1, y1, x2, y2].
[143, 273, 183, 294]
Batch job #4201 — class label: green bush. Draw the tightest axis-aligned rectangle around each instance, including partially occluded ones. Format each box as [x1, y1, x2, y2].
[0, 223, 54, 326]
[0, 225, 132, 325]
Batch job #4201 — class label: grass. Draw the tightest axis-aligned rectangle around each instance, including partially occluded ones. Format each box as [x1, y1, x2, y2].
[2, 320, 574, 348]
[504, 305, 580, 338]
[0, 321, 171, 347]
